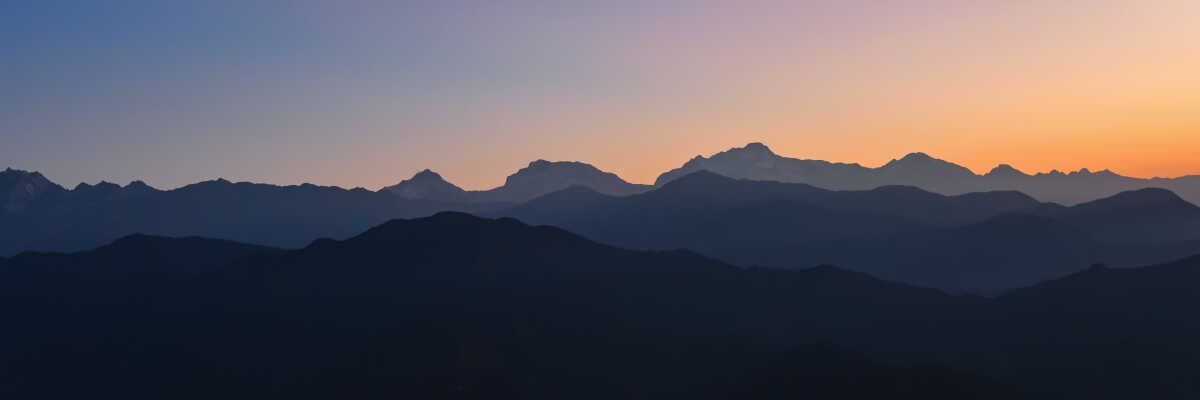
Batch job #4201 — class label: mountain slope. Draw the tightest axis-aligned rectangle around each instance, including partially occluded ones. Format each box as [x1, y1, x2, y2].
[989, 256, 1200, 399]
[3, 213, 1199, 398]
[0, 213, 997, 399]
[1045, 188, 1200, 243]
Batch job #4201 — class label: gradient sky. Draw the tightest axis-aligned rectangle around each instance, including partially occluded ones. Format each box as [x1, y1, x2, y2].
[4, 1, 1199, 190]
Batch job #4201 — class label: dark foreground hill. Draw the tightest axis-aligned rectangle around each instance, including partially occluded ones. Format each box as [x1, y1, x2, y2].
[498, 171, 1200, 292]
[2, 213, 1198, 399]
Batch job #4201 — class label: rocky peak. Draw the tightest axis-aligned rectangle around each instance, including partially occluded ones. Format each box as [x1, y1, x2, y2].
[381, 169, 466, 201]
[411, 169, 443, 181]
[2, 168, 67, 213]
[879, 152, 975, 177]
[490, 160, 647, 203]
[986, 164, 1027, 177]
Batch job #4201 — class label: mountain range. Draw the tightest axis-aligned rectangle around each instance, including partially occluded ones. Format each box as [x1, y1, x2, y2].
[0, 168, 503, 256]
[655, 143, 1200, 205]
[381, 160, 651, 203]
[3, 213, 1197, 399]
[374, 143, 1200, 206]
[497, 171, 1200, 292]
[11, 143, 1200, 211]
[6, 163, 1200, 293]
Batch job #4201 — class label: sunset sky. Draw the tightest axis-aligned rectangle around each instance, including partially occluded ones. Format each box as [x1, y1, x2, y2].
[4, 1, 1199, 190]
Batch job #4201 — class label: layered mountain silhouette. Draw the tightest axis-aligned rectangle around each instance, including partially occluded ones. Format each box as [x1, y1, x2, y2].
[7, 160, 1200, 294]
[0, 160, 654, 256]
[655, 143, 1200, 205]
[381, 160, 651, 204]
[498, 171, 1200, 292]
[0, 176, 500, 256]
[2, 213, 1197, 398]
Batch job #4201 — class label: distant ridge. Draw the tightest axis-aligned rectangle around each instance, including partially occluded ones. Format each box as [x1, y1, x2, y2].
[499, 170, 1200, 292]
[380, 169, 468, 202]
[654, 143, 1200, 205]
[0, 175, 504, 256]
[382, 160, 651, 204]
[655, 142, 874, 188]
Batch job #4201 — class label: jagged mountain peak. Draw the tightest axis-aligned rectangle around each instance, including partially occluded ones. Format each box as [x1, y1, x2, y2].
[718, 142, 778, 159]
[1038, 170, 1066, 177]
[505, 160, 616, 183]
[2, 168, 67, 213]
[899, 152, 933, 161]
[125, 180, 157, 191]
[741, 141, 774, 153]
[381, 169, 466, 201]
[2, 167, 45, 178]
[411, 169, 443, 179]
[883, 152, 954, 167]
[516, 159, 602, 174]
[878, 152, 976, 179]
[1, 168, 58, 190]
[986, 164, 1027, 177]
[484, 159, 648, 203]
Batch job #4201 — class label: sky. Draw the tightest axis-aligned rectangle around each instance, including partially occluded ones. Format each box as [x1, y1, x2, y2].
[3, 1, 1199, 190]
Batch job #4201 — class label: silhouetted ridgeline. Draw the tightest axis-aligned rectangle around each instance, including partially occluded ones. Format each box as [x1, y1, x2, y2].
[6, 166, 1200, 293]
[497, 171, 1200, 292]
[0, 169, 500, 256]
[0, 160, 650, 256]
[377, 143, 1200, 206]
[653, 143, 1200, 205]
[381, 159, 651, 203]
[2, 213, 1197, 398]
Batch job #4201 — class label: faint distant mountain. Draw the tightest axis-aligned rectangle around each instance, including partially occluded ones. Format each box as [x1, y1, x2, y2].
[380, 169, 468, 202]
[874, 152, 979, 194]
[517, 170, 1042, 229]
[1, 168, 67, 213]
[500, 171, 1200, 292]
[486, 160, 650, 202]
[387, 160, 652, 204]
[655, 143, 1200, 205]
[654, 143, 876, 188]
[0, 173, 497, 256]
[978, 165, 1200, 206]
